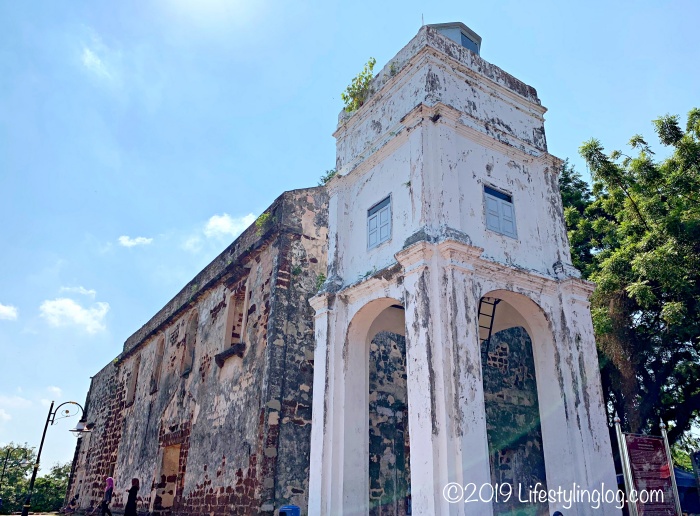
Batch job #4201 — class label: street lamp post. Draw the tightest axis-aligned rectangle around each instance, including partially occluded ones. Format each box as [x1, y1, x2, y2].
[21, 401, 93, 516]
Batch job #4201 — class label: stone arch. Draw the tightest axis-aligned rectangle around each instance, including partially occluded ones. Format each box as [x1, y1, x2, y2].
[478, 289, 552, 515]
[342, 297, 407, 514]
[181, 311, 199, 376]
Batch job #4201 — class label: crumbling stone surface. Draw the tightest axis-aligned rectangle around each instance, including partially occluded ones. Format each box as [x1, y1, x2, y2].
[69, 188, 328, 515]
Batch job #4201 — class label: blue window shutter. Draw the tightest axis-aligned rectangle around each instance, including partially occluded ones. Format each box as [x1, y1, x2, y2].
[485, 195, 501, 232]
[368, 212, 378, 248]
[367, 197, 391, 249]
[499, 199, 516, 238]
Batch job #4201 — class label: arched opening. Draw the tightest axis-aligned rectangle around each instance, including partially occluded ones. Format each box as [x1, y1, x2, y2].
[181, 312, 198, 376]
[368, 304, 410, 515]
[341, 298, 410, 515]
[478, 292, 547, 516]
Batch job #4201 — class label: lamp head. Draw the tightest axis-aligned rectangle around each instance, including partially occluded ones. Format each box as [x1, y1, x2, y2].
[69, 420, 94, 438]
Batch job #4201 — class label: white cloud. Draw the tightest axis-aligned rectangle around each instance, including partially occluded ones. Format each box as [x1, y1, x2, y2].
[204, 213, 256, 239]
[60, 286, 97, 298]
[39, 298, 109, 334]
[0, 395, 32, 409]
[47, 386, 63, 398]
[182, 235, 203, 253]
[182, 213, 256, 254]
[0, 409, 10, 422]
[0, 303, 18, 320]
[118, 235, 153, 247]
[82, 46, 111, 78]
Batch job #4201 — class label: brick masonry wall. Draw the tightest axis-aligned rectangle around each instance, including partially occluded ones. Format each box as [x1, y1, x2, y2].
[68, 363, 125, 512]
[255, 190, 328, 512]
[69, 188, 327, 516]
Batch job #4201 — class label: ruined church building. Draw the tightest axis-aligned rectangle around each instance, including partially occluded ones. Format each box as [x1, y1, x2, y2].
[69, 23, 619, 516]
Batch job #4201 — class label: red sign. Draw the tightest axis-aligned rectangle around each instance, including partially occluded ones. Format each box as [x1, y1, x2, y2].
[624, 434, 677, 515]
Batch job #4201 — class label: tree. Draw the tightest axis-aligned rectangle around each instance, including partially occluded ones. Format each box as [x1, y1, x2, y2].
[30, 462, 71, 513]
[561, 109, 700, 444]
[560, 159, 597, 276]
[0, 443, 34, 515]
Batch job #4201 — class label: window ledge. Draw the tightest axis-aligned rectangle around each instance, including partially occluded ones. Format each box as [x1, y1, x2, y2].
[215, 343, 246, 367]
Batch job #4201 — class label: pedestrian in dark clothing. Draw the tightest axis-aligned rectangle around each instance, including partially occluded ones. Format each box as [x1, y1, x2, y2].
[62, 493, 79, 514]
[101, 477, 114, 516]
[124, 478, 140, 516]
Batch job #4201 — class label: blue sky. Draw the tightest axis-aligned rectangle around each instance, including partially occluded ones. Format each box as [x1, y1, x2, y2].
[1, 0, 698, 471]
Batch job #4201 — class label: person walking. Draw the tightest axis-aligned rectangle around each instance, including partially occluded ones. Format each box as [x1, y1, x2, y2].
[123, 478, 140, 516]
[100, 477, 114, 516]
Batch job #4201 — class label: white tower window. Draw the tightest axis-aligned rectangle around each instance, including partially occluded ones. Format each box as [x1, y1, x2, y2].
[367, 196, 391, 249]
[484, 186, 517, 238]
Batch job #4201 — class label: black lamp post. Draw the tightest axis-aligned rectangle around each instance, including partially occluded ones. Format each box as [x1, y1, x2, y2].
[21, 401, 93, 516]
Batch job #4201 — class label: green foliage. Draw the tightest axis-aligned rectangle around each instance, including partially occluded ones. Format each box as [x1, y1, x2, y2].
[29, 462, 71, 512]
[389, 61, 398, 77]
[255, 212, 272, 236]
[315, 273, 326, 292]
[559, 159, 597, 276]
[340, 58, 376, 113]
[671, 432, 699, 471]
[0, 444, 71, 514]
[561, 109, 700, 444]
[0, 443, 35, 514]
[318, 169, 337, 186]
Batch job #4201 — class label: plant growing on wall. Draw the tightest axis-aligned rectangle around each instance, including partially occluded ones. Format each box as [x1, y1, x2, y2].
[255, 212, 272, 236]
[315, 273, 326, 292]
[341, 58, 376, 112]
[318, 168, 337, 186]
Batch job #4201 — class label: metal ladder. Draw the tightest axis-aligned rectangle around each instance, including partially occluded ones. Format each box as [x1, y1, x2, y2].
[478, 297, 499, 349]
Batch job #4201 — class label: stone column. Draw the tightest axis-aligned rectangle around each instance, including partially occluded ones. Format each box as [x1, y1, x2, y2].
[437, 240, 493, 516]
[551, 279, 619, 515]
[308, 292, 338, 516]
[397, 239, 492, 515]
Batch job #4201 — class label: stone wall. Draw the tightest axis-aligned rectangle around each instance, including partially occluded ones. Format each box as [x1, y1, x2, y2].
[67, 363, 124, 513]
[482, 326, 547, 516]
[368, 331, 410, 516]
[69, 188, 327, 515]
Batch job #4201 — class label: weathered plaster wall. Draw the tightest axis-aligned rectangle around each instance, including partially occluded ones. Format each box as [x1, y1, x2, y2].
[310, 23, 617, 514]
[71, 188, 327, 515]
[327, 24, 572, 288]
[311, 238, 618, 515]
[335, 25, 544, 172]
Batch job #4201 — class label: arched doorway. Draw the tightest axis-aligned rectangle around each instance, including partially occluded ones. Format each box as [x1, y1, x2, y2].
[478, 292, 548, 516]
[340, 298, 410, 515]
[369, 327, 410, 515]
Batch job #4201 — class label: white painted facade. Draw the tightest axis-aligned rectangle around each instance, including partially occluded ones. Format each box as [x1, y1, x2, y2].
[308, 23, 619, 515]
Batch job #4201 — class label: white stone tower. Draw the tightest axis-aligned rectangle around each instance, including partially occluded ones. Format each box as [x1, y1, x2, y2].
[308, 23, 618, 515]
